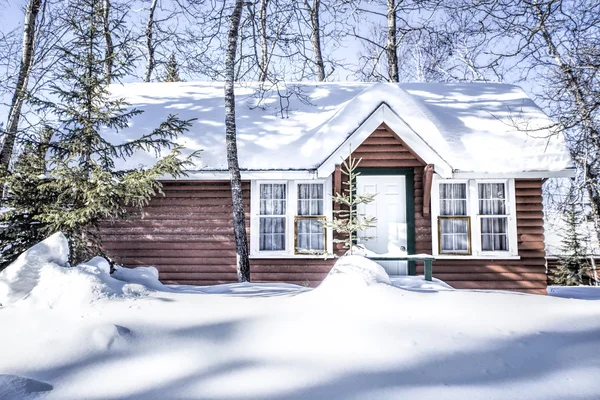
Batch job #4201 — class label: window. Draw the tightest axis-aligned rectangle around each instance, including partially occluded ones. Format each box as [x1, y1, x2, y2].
[296, 184, 326, 254]
[479, 183, 508, 251]
[259, 183, 286, 251]
[432, 179, 517, 257]
[251, 179, 331, 256]
[438, 183, 471, 254]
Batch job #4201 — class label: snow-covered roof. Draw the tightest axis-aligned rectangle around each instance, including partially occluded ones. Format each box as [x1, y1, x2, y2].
[107, 81, 573, 178]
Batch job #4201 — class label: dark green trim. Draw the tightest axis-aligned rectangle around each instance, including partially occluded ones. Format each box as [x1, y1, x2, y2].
[356, 167, 417, 275]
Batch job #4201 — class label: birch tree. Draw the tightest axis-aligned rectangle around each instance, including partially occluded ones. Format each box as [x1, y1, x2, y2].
[304, 0, 326, 81]
[0, 0, 43, 169]
[352, 0, 426, 82]
[144, 0, 159, 82]
[101, 0, 114, 83]
[464, 0, 600, 242]
[224, 0, 250, 282]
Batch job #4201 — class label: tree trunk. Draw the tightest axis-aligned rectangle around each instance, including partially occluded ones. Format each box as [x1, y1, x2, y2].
[386, 0, 399, 82]
[258, 0, 269, 82]
[0, 0, 42, 169]
[144, 0, 159, 82]
[225, 0, 250, 282]
[102, 0, 113, 84]
[307, 0, 325, 81]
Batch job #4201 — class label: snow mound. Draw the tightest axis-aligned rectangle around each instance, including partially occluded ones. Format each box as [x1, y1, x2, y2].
[318, 255, 391, 292]
[0, 234, 153, 308]
[0, 232, 69, 306]
[91, 324, 133, 351]
[112, 265, 166, 291]
[548, 285, 600, 300]
[0, 375, 52, 399]
[390, 275, 454, 291]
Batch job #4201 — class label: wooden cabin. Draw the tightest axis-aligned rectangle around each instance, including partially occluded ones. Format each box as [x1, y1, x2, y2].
[102, 82, 574, 294]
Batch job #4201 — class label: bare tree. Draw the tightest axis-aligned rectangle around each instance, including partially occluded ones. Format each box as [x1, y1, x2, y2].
[462, 0, 600, 241]
[144, 0, 159, 82]
[352, 0, 424, 82]
[224, 0, 250, 282]
[304, 0, 326, 81]
[385, 0, 399, 82]
[0, 0, 43, 168]
[101, 0, 114, 83]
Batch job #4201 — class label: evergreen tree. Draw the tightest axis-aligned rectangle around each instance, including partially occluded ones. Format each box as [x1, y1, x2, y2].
[0, 0, 198, 269]
[325, 149, 377, 255]
[163, 53, 183, 82]
[0, 127, 56, 267]
[553, 202, 592, 286]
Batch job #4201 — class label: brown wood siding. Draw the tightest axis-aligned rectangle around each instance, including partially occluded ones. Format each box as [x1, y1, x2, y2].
[416, 179, 548, 294]
[103, 181, 249, 285]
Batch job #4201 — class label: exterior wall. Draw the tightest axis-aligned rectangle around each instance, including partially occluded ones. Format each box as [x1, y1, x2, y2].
[103, 181, 249, 285]
[419, 179, 547, 294]
[103, 124, 549, 294]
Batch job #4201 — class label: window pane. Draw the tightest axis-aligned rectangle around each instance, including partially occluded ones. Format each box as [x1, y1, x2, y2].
[440, 218, 469, 252]
[260, 184, 286, 216]
[296, 218, 325, 252]
[439, 183, 467, 216]
[298, 183, 324, 216]
[481, 217, 508, 251]
[478, 183, 506, 215]
[259, 217, 286, 251]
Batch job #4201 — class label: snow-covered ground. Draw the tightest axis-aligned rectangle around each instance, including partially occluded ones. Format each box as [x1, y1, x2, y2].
[548, 285, 600, 300]
[1, 234, 600, 400]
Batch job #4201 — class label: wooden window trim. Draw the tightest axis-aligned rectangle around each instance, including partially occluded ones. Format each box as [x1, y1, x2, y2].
[437, 216, 472, 255]
[294, 216, 327, 255]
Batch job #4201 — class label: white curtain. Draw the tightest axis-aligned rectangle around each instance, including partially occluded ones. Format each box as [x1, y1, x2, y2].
[440, 183, 467, 216]
[296, 219, 325, 251]
[478, 183, 508, 251]
[259, 184, 286, 251]
[297, 184, 323, 216]
[439, 183, 469, 252]
[440, 218, 469, 252]
[296, 184, 325, 252]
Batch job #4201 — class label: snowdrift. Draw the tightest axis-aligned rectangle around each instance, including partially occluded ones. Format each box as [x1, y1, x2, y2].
[0, 233, 163, 308]
[0, 236, 600, 399]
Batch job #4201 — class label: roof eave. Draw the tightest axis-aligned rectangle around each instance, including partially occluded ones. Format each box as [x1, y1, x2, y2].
[452, 168, 576, 179]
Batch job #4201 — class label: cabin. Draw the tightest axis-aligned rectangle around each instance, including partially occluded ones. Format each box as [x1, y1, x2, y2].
[103, 82, 574, 294]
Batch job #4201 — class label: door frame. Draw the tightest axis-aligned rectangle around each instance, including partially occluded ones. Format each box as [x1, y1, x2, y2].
[355, 167, 416, 275]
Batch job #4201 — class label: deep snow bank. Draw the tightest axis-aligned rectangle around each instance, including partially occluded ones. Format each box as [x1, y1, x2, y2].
[0, 375, 52, 400]
[0, 233, 69, 305]
[0, 233, 156, 308]
[317, 255, 392, 291]
[548, 285, 600, 300]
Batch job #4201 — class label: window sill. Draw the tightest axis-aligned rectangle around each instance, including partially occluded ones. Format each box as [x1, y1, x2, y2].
[433, 255, 521, 260]
[249, 253, 334, 260]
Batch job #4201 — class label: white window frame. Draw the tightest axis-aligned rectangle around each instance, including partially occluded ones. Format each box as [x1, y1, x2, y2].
[250, 177, 333, 258]
[431, 176, 519, 259]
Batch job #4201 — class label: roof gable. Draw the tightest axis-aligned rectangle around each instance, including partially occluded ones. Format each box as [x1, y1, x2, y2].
[317, 102, 453, 178]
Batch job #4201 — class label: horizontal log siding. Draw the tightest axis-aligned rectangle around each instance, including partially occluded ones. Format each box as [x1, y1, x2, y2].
[417, 179, 548, 294]
[103, 181, 249, 285]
